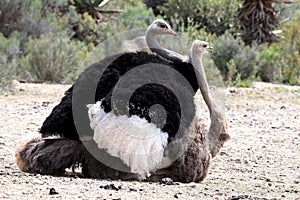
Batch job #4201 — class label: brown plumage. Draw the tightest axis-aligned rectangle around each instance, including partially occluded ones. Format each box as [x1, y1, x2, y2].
[15, 136, 83, 176]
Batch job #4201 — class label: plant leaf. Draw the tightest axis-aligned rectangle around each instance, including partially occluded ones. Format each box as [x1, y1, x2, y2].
[98, 0, 110, 7]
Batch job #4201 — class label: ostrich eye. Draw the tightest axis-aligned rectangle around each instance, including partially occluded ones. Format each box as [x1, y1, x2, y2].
[202, 44, 207, 48]
[159, 23, 167, 29]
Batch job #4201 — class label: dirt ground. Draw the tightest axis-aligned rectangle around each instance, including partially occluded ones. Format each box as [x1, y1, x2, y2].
[0, 81, 299, 200]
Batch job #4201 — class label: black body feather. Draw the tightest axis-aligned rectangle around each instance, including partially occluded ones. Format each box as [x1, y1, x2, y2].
[40, 52, 198, 142]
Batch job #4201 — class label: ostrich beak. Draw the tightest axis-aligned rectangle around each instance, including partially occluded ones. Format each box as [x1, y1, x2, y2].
[207, 46, 213, 53]
[167, 29, 177, 36]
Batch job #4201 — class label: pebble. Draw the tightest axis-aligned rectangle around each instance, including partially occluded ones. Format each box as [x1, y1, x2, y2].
[100, 184, 122, 191]
[129, 188, 137, 192]
[49, 188, 59, 195]
[230, 195, 255, 200]
[160, 177, 174, 185]
[32, 179, 43, 185]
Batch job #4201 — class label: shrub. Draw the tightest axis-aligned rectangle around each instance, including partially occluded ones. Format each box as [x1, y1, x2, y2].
[145, 0, 238, 36]
[233, 45, 257, 80]
[257, 44, 282, 83]
[211, 33, 257, 84]
[257, 10, 300, 85]
[280, 11, 300, 85]
[18, 32, 89, 83]
[0, 0, 61, 39]
[69, 12, 107, 46]
[0, 33, 20, 88]
[0, 0, 23, 37]
[176, 18, 217, 43]
[115, 6, 155, 29]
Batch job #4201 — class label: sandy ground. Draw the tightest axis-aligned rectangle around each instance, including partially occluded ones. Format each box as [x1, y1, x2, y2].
[0, 81, 299, 200]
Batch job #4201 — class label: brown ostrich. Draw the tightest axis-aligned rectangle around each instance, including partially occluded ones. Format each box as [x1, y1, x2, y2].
[153, 40, 230, 182]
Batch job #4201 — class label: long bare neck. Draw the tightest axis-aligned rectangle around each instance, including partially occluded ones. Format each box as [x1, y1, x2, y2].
[190, 49, 214, 114]
[145, 29, 187, 62]
[191, 46, 229, 157]
[191, 46, 227, 130]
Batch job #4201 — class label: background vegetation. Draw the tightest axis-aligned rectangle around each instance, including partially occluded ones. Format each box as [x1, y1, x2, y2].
[0, 0, 299, 89]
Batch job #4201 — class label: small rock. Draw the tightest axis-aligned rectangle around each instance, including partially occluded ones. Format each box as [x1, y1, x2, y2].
[32, 179, 43, 185]
[42, 101, 50, 107]
[229, 88, 238, 93]
[22, 191, 30, 195]
[174, 194, 179, 199]
[230, 195, 255, 200]
[160, 177, 174, 185]
[280, 106, 286, 109]
[100, 184, 121, 191]
[49, 188, 59, 195]
[129, 188, 137, 192]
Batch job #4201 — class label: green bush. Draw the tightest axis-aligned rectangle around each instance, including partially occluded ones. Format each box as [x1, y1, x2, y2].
[233, 45, 257, 80]
[257, 10, 300, 85]
[211, 33, 241, 81]
[257, 44, 282, 83]
[18, 32, 89, 83]
[211, 33, 257, 84]
[115, 6, 155, 29]
[69, 12, 107, 46]
[0, 0, 23, 37]
[0, 33, 20, 88]
[280, 11, 300, 85]
[145, 0, 238, 36]
[177, 18, 217, 43]
[0, 0, 64, 39]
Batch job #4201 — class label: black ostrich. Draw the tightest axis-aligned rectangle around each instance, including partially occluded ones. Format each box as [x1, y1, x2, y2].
[15, 18, 229, 182]
[15, 19, 198, 177]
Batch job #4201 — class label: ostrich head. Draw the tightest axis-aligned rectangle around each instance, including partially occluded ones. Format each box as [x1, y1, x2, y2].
[190, 40, 213, 56]
[147, 19, 177, 36]
[146, 19, 188, 62]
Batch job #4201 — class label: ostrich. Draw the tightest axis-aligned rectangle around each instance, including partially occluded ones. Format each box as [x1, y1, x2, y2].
[15, 27, 229, 181]
[15, 19, 198, 177]
[154, 40, 230, 182]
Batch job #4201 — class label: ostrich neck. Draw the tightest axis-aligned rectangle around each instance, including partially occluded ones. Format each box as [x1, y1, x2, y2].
[191, 49, 228, 158]
[145, 30, 162, 52]
[191, 49, 226, 126]
[145, 30, 186, 62]
[191, 51, 214, 114]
